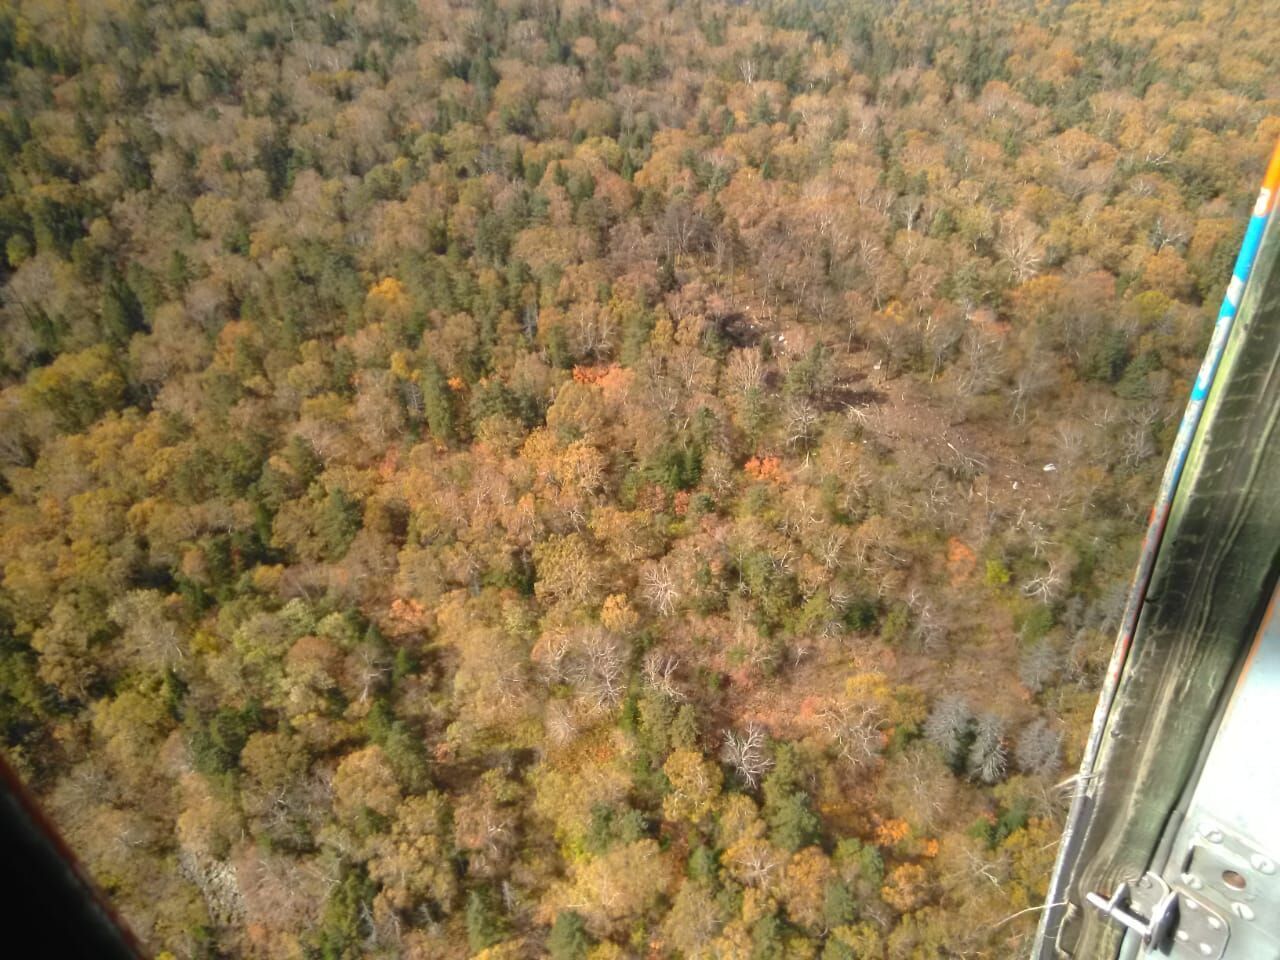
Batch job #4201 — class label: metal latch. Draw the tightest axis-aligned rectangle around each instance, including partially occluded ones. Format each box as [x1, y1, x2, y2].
[1086, 873, 1230, 958]
[1086, 874, 1179, 949]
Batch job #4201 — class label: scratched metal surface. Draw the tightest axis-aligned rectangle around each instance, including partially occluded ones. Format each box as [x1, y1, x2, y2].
[1049, 198, 1280, 957]
[1149, 589, 1280, 959]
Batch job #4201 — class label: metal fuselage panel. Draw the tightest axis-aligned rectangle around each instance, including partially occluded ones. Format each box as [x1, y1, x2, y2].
[1148, 589, 1280, 958]
[1037, 143, 1280, 958]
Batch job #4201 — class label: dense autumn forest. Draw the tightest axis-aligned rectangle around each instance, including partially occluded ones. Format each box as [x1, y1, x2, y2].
[0, 0, 1276, 957]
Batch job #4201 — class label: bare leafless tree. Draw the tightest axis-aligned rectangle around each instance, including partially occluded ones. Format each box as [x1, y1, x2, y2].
[968, 713, 1009, 784]
[1022, 561, 1063, 605]
[732, 841, 782, 888]
[907, 588, 948, 654]
[997, 217, 1044, 282]
[1121, 403, 1161, 467]
[956, 328, 1005, 397]
[820, 703, 885, 772]
[816, 531, 847, 572]
[726, 346, 766, 396]
[924, 694, 973, 767]
[1054, 422, 1087, 466]
[721, 724, 773, 788]
[642, 649, 683, 701]
[1009, 359, 1055, 424]
[348, 645, 390, 703]
[544, 700, 579, 746]
[568, 628, 626, 714]
[642, 561, 680, 616]
[784, 398, 820, 452]
[1016, 718, 1063, 776]
[1015, 512, 1056, 559]
[1019, 640, 1061, 694]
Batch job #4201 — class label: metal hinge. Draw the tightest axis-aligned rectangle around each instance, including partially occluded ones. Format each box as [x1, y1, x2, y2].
[1086, 874, 1178, 949]
[1086, 873, 1229, 958]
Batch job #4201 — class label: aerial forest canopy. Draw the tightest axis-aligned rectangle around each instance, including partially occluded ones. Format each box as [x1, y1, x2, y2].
[0, 0, 1275, 957]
